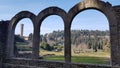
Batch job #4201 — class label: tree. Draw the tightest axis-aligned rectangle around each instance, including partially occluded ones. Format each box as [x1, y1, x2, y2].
[41, 41, 53, 51]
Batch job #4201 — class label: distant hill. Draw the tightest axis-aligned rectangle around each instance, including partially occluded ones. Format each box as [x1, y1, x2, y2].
[40, 30, 110, 52]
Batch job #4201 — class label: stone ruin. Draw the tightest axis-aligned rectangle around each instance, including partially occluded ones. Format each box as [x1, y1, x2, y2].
[0, 0, 120, 68]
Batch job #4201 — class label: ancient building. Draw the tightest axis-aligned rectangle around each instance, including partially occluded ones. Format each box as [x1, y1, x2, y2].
[20, 24, 24, 37]
[0, 0, 120, 68]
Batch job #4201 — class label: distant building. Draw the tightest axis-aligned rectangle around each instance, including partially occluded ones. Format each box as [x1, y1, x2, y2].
[20, 24, 24, 37]
[20, 24, 29, 40]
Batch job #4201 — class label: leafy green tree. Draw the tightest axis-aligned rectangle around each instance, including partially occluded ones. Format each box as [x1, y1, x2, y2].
[41, 41, 53, 51]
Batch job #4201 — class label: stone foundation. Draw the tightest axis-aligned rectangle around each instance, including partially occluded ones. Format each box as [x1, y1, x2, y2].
[2, 58, 119, 68]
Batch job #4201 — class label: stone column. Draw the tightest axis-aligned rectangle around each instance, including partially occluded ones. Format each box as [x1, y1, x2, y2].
[64, 19, 71, 68]
[112, 6, 120, 66]
[64, 26, 71, 62]
[20, 24, 24, 37]
[32, 25, 40, 59]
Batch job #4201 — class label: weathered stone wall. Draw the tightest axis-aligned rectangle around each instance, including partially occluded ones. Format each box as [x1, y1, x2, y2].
[1, 0, 120, 68]
[112, 6, 120, 66]
[0, 21, 9, 67]
[2, 58, 119, 68]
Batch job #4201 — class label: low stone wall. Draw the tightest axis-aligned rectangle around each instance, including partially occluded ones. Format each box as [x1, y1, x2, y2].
[3, 58, 65, 68]
[3, 58, 119, 68]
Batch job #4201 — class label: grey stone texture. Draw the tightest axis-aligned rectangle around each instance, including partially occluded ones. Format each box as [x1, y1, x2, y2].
[0, 21, 9, 68]
[0, 0, 120, 68]
[2, 58, 119, 68]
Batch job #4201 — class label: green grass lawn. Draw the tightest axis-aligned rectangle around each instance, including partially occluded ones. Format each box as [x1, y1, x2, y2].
[44, 56, 110, 65]
[41, 49, 110, 65]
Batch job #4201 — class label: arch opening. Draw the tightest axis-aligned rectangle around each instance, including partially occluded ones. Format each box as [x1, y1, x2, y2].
[15, 18, 33, 58]
[71, 9, 110, 65]
[40, 15, 65, 61]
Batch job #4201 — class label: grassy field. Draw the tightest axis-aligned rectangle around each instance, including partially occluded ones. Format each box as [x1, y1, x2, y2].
[40, 50, 110, 65]
[44, 56, 109, 64]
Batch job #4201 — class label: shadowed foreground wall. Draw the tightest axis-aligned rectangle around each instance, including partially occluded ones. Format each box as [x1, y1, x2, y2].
[0, 21, 9, 68]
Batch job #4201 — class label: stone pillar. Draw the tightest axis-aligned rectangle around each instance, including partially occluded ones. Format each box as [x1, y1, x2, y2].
[32, 26, 40, 59]
[64, 26, 71, 62]
[112, 6, 120, 66]
[0, 21, 9, 67]
[64, 19, 71, 68]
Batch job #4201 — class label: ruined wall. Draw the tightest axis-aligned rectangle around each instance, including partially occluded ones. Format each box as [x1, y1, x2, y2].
[1, 0, 120, 68]
[0, 21, 9, 67]
[2, 58, 119, 68]
[112, 6, 120, 65]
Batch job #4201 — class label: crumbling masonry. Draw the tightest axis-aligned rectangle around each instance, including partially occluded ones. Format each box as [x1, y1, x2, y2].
[0, 0, 120, 68]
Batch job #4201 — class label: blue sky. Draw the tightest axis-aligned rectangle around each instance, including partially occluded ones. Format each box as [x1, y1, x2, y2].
[0, 0, 120, 36]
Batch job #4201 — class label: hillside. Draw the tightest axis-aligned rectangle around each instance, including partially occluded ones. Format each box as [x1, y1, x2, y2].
[40, 30, 110, 52]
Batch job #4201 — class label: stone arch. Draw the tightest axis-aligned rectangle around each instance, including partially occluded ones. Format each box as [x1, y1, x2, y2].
[67, 0, 118, 65]
[37, 7, 67, 27]
[32, 7, 67, 59]
[7, 11, 36, 58]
